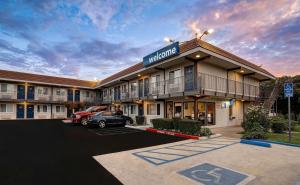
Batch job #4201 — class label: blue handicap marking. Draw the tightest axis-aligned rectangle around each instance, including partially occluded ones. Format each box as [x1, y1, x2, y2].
[178, 163, 249, 185]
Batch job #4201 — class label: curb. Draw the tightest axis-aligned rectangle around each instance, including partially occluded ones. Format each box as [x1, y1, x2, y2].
[252, 139, 300, 148]
[240, 139, 272, 148]
[146, 128, 199, 140]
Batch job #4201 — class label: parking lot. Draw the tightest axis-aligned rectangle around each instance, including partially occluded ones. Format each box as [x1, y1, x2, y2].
[0, 119, 185, 185]
[94, 136, 300, 185]
[88, 127, 144, 136]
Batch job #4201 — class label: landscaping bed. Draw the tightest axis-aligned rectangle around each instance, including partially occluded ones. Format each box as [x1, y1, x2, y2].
[151, 118, 212, 137]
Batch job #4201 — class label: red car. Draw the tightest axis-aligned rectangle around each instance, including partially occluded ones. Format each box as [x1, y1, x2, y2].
[71, 106, 107, 126]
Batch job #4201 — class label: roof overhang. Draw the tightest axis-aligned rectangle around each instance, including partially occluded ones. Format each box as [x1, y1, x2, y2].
[96, 45, 275, 88]
[0, 78, 95, 89]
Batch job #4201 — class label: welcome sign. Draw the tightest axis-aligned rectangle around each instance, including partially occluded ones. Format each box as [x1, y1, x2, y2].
[143, 42, 180, 67]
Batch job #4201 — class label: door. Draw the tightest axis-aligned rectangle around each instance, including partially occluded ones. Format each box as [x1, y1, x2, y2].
[138, 79, 143, 98]
[27, 86, 35, 100]
[184, 65, 194, 91]
[75, 90, 80, 102]
[16, 104, 24, 118]
[138, 104, 143, 116]
[144, 78, 149, 96]
[67, 89, 73, 101]
[17, 85, 25, 99]
[27, 104, 34, 119]
[174, 102, 182, 118]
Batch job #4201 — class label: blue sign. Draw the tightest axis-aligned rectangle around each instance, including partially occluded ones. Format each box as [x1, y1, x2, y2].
[178, 163, 249, 185]
[143, 42, 180, 67]
[284, 83, 293, 97]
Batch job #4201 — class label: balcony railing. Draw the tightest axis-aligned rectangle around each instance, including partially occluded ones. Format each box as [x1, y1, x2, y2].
[198, 73, 259, 97]
[149, 81, 165, 95]
[0, 91, 17, 100]
[121, 92, 129, 100]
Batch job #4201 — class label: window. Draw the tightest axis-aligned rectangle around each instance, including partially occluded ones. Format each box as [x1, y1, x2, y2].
[0, 83, 8, 92]
[121, 85, 127, 93]
[86, 91, 90, 98]
[56, 89, 61, 96]
[169, 69, 181, 84]
[56, 106, 65, 113]
[146, 103, 160, 115]
[38, 87, 48, 95]
[43, 105, 47, 112]
[0, 104, 13, 112]
[0, 104, 6, 112]
[123, 105, 128, 114]
[130, 82, 137, 97]
[130, 105, 136, 114]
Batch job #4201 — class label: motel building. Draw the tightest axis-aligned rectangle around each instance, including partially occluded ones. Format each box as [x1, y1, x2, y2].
[96, 38, 275, 127]
[0, 70, 98, 120]
[0, 38, 275, 128]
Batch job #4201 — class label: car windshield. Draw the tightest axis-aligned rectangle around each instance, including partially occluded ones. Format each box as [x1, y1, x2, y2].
[94, 112, 102, 116]
[85, 107, 95, 112]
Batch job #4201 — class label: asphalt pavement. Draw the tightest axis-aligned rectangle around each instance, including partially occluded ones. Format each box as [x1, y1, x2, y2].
[0, 119, 185, 185]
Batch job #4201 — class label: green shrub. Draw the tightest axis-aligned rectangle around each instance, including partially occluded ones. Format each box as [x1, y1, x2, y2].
[177, 119, 201, 135]
[135, 116, 145, 125]
[243, 105, 270, 132]
[270, 116, 299, 132]
[152, 118, 202, 135]
[242, 122, 266, 139]
[200, 128, 212, 136]
[172, 118, 180, 130]
[152, 118, 173, 130]
[271, 120, 287, 133]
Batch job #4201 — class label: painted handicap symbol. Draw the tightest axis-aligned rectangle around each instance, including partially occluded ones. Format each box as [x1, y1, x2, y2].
[191, 168, 222, 184]
[179, 163, 251, 185]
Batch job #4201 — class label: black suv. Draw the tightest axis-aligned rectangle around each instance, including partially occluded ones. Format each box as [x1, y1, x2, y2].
[87, 111, 133, 128]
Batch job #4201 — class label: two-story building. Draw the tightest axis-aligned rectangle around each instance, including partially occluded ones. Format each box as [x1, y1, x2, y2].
[96, 38, 275, 127]
[0, 70, 98, 120]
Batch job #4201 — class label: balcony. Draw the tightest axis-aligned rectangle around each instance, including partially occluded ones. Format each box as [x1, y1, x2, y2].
[198, 73, 259, 98]
[0, 90, 17, 101]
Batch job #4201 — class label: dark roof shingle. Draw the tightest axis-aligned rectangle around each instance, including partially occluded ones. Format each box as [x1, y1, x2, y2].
[0, 70, 96, 88]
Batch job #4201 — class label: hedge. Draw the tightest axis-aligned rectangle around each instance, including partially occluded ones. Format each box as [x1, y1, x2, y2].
[152, 118, 204, 135]
[135, 116, 145, 125]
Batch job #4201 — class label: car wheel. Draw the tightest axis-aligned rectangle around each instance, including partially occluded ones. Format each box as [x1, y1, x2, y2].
[81, 118, 88, 126]
[125, 120, 131, 125]
[98, 121, 106, 128]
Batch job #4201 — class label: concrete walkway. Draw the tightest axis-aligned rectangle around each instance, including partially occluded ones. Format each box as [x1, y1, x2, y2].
[210, 125, 243, 139]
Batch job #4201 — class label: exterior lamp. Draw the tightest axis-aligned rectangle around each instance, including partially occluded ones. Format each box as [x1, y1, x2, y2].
[138, 74, 141, 77]
[198, 29, 214, 40]
[164, 37, 174, 43]
[240, 69, 245, 73]
[195, 54, 201, 58]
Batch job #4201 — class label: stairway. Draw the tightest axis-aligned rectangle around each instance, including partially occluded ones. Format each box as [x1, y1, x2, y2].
[262, 79, 283, 112]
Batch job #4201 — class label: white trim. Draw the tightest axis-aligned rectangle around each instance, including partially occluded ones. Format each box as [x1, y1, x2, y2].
[0, 78, 94, 89]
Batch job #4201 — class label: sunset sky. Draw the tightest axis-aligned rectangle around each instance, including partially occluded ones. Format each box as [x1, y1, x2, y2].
[0, 0, 299, 80]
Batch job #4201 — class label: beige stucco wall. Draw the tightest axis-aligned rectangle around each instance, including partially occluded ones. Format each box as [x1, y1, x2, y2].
[215, 100, 244, 127]
[52, 88, 67, 102]
[0, 103, 16, 120]
[143, 101, 164, 125]
[34, 104, 51, 119]
[52, 105, 67, 119]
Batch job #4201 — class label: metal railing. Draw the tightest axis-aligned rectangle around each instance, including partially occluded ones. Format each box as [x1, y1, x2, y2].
[0, 90, 17, 100]
[198, 73, 259, 97]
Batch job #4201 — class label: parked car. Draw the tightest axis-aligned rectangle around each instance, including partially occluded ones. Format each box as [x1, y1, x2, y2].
[71, 106, 107, 126]
[87, 111, 133, 128]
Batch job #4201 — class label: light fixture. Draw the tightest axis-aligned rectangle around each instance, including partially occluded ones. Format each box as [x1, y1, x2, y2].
[199, 28, 214, 40]
[240, 70, 245, 73]
[138, 74, 141, 77]
[164, 37, 174, 43]
[241, 99, 245, 102]
[195, 54, 201, 58]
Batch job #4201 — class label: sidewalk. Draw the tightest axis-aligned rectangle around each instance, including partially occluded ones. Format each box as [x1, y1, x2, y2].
[210, 125, 243, 139]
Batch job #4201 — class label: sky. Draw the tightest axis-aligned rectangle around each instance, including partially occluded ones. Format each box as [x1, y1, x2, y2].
[0, 0, 299, 81]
